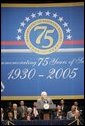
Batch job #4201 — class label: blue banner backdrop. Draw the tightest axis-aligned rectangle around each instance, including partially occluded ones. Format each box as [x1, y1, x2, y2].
[1, 3, 84, 100]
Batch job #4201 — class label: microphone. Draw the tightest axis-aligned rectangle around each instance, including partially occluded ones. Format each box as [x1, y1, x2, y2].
[44, 99, 48, 104]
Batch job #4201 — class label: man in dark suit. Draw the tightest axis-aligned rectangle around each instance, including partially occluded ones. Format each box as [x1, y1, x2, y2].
[18, 101, 27, 119]
[32, 102, 39, 120]
[12, 103, 21, 120]
[4, 102, 12, 119]
[60, 99, 68, 117]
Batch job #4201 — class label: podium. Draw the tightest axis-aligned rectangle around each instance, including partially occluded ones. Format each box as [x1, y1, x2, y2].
[44, 113, 49, 120]
[36, 103, 56, 120]
[42, 109, 51, 120]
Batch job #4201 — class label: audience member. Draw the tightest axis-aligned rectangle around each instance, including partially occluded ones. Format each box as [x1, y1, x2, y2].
[18, 101, 28, 119]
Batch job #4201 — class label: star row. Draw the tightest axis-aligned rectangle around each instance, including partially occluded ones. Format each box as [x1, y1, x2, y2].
[24, 15, 64, 23]
[19, 18, 68, 27]
[16, 34, 72, 40]
[17, 27, 71, 34]
[19, 17, 68, 27]
[16, 10, 72, 40]
[30, 11, 58, 18]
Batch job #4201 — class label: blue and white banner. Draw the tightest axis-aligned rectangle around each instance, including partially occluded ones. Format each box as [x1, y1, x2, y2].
[1, 3, 84, 100]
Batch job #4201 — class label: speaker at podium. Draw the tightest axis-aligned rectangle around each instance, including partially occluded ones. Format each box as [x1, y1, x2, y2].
[36, 102, 56, 120]
[36, 91, 56, 120]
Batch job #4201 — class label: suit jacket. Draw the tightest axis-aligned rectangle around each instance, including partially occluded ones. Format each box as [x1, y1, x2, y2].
[11, 109, 21, 120]
[60, 105, 68, 117]
[18, 106, 27, 119]
[37, 97, 53, 109]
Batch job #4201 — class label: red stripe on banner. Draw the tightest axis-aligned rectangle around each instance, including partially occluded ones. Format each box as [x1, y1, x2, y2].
[1, 41, 25, 45]
[63, 40, 84, 45]
[1, 40, 84, 46]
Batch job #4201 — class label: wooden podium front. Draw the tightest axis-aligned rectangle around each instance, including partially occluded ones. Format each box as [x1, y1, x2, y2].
[43, 113, 50, 120]
[42, 109, 51, 120]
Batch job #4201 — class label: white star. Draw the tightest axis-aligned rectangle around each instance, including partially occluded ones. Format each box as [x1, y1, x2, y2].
[16, 35, 21, 40]
[20, 22, 25, 27]
[17, 28, 22, 33]
[38, 11, 43, 16]
[67, 34, 72, 40]
[63, 22, 68, 27]
[66, 28, 71, 33]
[31, 13, 36, 18]
[58, 17, 63, 22]
[53, 13, 58, 18]
[45, 11, 50, 16]
[25, 17, 30, 22]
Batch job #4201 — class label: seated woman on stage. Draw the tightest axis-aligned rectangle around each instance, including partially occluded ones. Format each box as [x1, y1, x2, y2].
[25, 107, 33, 121]
[55, 105, 64, 119]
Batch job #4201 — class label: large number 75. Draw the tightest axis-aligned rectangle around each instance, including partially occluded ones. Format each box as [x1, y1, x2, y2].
[34, 26, 55, 48]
